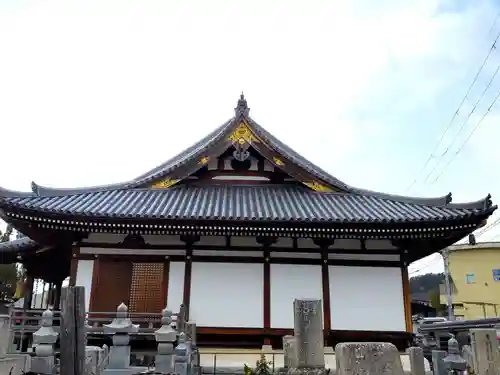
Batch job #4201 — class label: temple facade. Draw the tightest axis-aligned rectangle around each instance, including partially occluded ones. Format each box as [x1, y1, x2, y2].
[0, 95, 496, 349]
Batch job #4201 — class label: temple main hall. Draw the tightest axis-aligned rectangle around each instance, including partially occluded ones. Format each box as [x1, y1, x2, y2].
[0, 95, 496, 348]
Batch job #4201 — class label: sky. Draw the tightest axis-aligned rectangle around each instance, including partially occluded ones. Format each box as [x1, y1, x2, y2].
[1, 0, 500, 277]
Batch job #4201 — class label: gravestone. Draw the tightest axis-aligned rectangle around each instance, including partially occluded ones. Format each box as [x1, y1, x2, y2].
[408, 346, 425, 375]
[174, 333, 189, 375]
[470, 328, 500, 375]
[293, 299, 324, 369]
[462, 345, 475, 373]
[443, 337, 467, 375]
[283, 335, 297, 369]
[31, 309, 58, 375]
[102, 303, 140, 375]
[335, 342, 404, 375]
[431, 350, 447, 375]
[155, 308, 176, 375]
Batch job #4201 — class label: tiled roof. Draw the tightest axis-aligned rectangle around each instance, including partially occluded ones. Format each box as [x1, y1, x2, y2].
[0, 237, 41, 262]
[0, 185, 494, 223]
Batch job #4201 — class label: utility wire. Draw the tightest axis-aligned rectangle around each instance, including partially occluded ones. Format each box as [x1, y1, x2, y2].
[424, 62, 500, 183]
[486, 9, 500, 37]
[405, 28, 500, 193]
[431, 87, 500, 184]
[476, 216, 500, 237]
[409, 254, 440, 275]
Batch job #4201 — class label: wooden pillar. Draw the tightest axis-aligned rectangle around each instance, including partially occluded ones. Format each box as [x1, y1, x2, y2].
[69, 247, 80, 287]
[181, 235, 198, 321]
[54, 280, 63, 310]
[401, 265, 412, 332]
[314, 239, 334, 345]
[161, 260, 170, 308]
[23, 275, 34, 310]
[257, 236, 276, 347]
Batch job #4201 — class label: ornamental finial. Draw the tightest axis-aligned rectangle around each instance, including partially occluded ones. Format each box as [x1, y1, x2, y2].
[235, 92, 250, 117]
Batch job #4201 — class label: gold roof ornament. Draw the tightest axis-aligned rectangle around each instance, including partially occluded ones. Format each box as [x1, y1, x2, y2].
[228, 122, 260, 146]
[273, 157, 285, 167]
[150, 178, 180, 189]
[199, 156, 210, 165]
[304, 181, 334, 193]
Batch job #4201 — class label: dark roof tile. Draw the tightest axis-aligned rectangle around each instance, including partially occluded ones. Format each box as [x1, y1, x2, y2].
[1, 185, 492, 223]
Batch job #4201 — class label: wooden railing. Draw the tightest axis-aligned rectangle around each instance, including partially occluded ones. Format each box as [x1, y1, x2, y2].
[7, 307, 183, 353]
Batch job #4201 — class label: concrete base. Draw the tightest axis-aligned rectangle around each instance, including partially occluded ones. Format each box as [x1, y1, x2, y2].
[196, 349, 431, 374]
[0, 355, 29, 375]
[287, 368, 328, 375]
[101, 366, 147, 375]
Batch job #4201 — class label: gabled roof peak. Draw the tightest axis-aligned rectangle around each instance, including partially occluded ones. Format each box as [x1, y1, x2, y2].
[235, 92, 249, 117]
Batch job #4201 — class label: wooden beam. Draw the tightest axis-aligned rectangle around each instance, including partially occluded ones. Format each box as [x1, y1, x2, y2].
[401, 266, 412, 333]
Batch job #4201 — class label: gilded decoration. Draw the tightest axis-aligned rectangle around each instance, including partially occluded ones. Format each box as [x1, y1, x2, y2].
[228, 122, 260, 145]
[150, 178, 180, 189]
[199, 156, 210, 165]
[304, 181, 334, 193]
[273, 157, 285, 166]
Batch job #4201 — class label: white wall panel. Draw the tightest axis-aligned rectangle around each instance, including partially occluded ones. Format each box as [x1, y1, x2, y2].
[190, 263, 263, 327]
[270, 264, 323, 328]
[75, 260, 94, 312]
[329, 266, 405, 332]
[167, 262, 185, 311]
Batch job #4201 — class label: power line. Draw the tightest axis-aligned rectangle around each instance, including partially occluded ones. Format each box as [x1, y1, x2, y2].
[409, 254, 441, 275]
[430, 87, 500, 184]
[476, 216, 500, 238]
[405, 27, 500, 193]
[424, 62, 500, 183]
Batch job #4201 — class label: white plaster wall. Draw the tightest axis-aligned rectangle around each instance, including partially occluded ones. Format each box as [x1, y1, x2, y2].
[329, 266, 405, 332]
[190, 263, 263, 327]
[167, 262, 185, 311]
[270, 264, 323, 328]
[75, 260, 94, 312]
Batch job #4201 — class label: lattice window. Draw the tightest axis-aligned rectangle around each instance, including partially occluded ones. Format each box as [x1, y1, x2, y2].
[129, 263, 164, 313]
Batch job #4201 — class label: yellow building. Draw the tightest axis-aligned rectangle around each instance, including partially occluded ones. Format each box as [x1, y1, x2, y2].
[441, 242, 500, 320]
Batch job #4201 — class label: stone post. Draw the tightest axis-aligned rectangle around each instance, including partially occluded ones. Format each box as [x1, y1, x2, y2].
[177, 304, 186, 333]
[408, 346, 425, 375]
[185, 321, 197, 347]
[174, 332, 189, 375]
[101, 302, 139, 375]
[293, 299, 324, 369]
[470, 328, 500, 375]
[443, 337, 467, 375]
[154, 308, 176, 374]
[283, 335, 297, 369]
[431, 350, 448, 375]
[186, 321, 201, 375]
[462, 345, 475, 373]
[31, 308, 59, 375]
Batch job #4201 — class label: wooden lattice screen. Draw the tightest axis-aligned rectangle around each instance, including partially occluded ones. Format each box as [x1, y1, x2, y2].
[129, 263, 165, 313]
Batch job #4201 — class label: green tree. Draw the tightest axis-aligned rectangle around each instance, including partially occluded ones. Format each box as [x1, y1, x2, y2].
[0, 224, 19, 300]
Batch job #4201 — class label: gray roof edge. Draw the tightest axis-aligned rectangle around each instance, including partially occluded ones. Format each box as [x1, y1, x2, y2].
[127, 117, 236, 187]
[0, 236, 40, 251]
[446, 194, 494, 210]
[30, 181, 128, 197]
[0, 186, 35, 198]
[351, 189, 453, 206]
